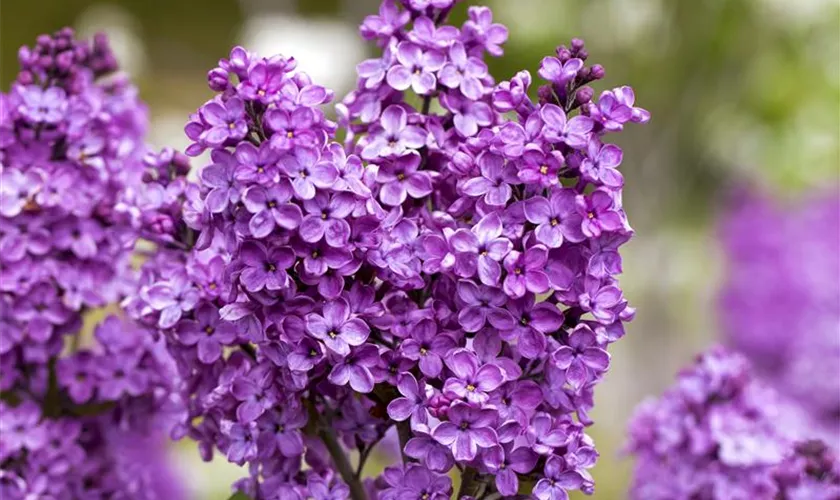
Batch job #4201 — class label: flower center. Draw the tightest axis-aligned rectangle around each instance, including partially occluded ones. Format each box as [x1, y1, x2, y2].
[309, 349, 318, 357]
[321, 211, 328, 220]
[466, 384, 476, 392]
[257, 166, 265, 173]
[587, 212, 595, 219]
[460, 422, 469, 430]
[258, 90, 266, 96]
[286, 131, 294, 138]
[265, 263, 277, 272]
[267, 200, 277, 208]
[550, 218, 559, 226]
[397, 173, 405, 181]
[328, 330, 338, 339]
[539, 165, 549, 174]
[204, 326, 215, 335]
[514, 268, 522, 275]
[419, 347, 428, 355]
[228, 123, 235, 130]
[311, 250, 320, 258]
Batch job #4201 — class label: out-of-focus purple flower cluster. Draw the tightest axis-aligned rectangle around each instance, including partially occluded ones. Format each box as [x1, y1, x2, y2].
[626, 346, 840, 500]
[0, 29, 184, 499]
[718, 190, 840, 438]
[129, 1, 648, 498]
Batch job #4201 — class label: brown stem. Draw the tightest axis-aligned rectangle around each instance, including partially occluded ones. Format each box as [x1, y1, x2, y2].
[306, 400, 369, 500]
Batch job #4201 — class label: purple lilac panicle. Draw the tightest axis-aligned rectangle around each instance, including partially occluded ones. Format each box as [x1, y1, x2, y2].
[718, 190, 840, 440]
[133, 1, 648, 498]
[0, 29, 185, 499]
[626, 346, 839, 500]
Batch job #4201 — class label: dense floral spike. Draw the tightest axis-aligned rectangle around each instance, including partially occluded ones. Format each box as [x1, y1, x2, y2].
[718, 190, 840, 440]
[0, 29, 185, 499]
[133, 1, 648, 498]
[626, 346, 840, 500]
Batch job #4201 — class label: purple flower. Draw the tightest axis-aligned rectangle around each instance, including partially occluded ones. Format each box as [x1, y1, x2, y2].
[552, 325, 610, 391]
[439, 91, 494, 137]
[443, 349, 504, 405]
[590, 86, 650, 131]
[432, 402, 498, 462]
[359, 0, 410, 41]
[526, 413, 571, 455]
[145, 273, 200, 328]
[257, 405, 307, 457]
[361, 105, 426, 159]
[199, 97, 248, 146]
[524, 189, 585, 248]
[237, 240, 295, 292]
[294, 239, 352, 277]
[232, 367, 277, 423]
[489, 380, 543, 425]
[298, 192, 355, 247]
[439, 42, 488, 100]
[0, 401, 45, 455]
[580, 141, 623, 188]
[177, 303, 238, 363]
[242, 183, 302, 238]
[265, 108, 322, 152]
[234, 141, 280, 185]
[398, 464, 452, 500]
[576, 188, 623, 238]
[221, 420, 259, 465]
[539, 57, 584, 85]
[305, 298, 370, 356]
[404, 427, 455, 472]
[504, 296, 564, 359]
[460, 151, 518, 206]
[53, 218, 102, 259]
[387, 372, 429, 427]
[328, 343, 379, 393]
[503, 245, 551, 298]
[533, 456, 585, 500]
[449, 212, 513, 286]
[16, 85, 66, 124]
[482, 444, 538, 496]
[456, 279, 514, 332]
[279, 147, 339, 200]
[200, 150, 240, 213]
[96, 353, 148, 400]
[0, 169, 40, 218]
[376, 151, 433, 206]
[400, 319, 455, 378]
[463, 6, 509, 57]
[386, 42, 444, 95]
[516, 149, 562, 188]
[238, 59, 289, 103]
[541, 104, 593, 149]
[57, 352, 97, 403]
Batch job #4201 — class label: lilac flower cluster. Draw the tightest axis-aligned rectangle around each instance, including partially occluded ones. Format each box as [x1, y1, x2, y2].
[132, 1, 648, 498]
[718, 190, 840, 437]
[0, 29, 184, 499]
[626, 346, 839, 500]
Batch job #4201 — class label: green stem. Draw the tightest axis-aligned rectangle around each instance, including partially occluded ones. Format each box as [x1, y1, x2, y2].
[458, 467, 481, 498]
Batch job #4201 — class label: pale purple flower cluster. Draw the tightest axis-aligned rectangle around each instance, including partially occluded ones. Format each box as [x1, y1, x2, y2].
[0, 29, 184, 499]
[718, 190, 840, 437]
[626, 346, 839, 500]
[132, 1, 648, 498]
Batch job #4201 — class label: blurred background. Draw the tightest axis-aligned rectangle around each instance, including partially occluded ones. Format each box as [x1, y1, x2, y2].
[2, 0, 838, 497]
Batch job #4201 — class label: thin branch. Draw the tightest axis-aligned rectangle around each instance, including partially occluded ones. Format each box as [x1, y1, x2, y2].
[306, 399, 369, 500]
